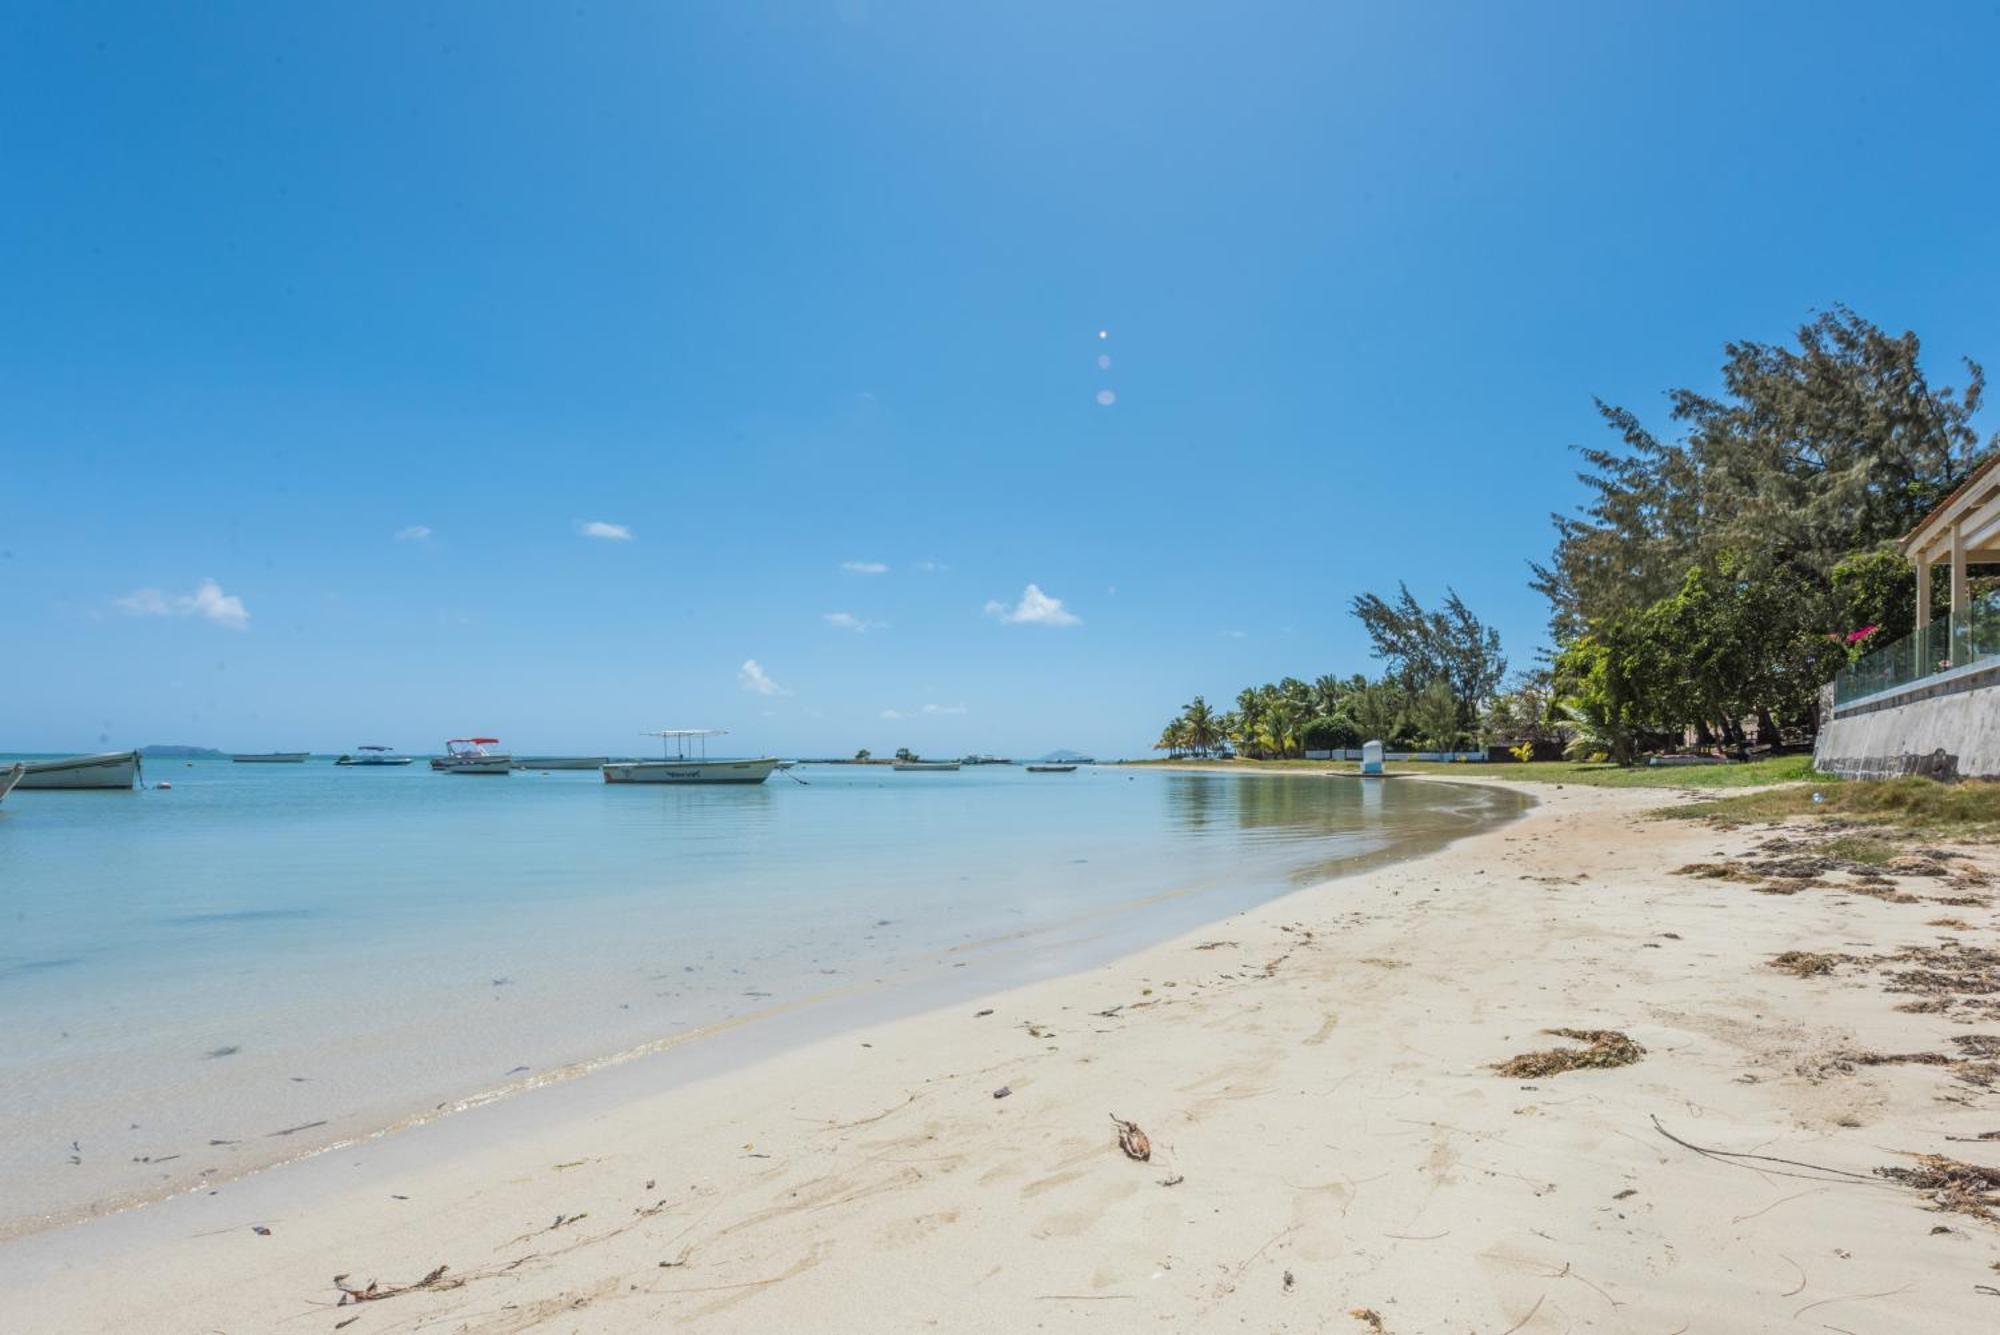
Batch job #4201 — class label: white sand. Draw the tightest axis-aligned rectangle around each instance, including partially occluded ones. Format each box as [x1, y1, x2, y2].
[7, 778, 1998, 1332]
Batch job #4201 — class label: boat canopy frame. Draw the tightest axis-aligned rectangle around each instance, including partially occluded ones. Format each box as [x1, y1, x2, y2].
[643, 729, 727, 760]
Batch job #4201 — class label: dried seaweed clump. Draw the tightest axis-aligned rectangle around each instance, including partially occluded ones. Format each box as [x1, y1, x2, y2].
[1874, 1154, 2000, 1221]
[1768, 951, 1851, 978]
[1496, 1028, 1645, 1079]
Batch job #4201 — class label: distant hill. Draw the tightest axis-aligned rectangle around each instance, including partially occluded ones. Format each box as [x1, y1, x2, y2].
[139, 744, 227, 758]
[1034, 749, 1094, 764]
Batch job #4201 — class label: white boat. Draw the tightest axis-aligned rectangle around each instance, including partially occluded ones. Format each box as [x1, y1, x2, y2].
[12, 751, 142, 790]
[0, 763, 23, 805]
[893, 760, 961, 772]
[337, 745, 414, 767]
[602, 730, 778, 785]
[435, 737, 513, 775]
[233, 752, 309, 763]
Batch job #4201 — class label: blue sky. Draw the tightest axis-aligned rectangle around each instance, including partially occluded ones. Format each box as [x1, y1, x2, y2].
[3, 2, 1996, 758]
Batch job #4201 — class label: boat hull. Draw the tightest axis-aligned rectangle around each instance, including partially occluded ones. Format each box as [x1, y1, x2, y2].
[337, 756, 415, 766]
[893, 762, 961, 771]
[602, 758, 779, 785]
[0, 763, 22, 805]
[232, 753, 308, 763]
[14, 752, 141, 790]
[1026, 764, 1077, 772]
[438, 756, 513, 775]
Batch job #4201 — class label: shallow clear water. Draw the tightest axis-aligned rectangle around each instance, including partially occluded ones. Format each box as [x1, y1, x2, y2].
[0, 758, 1525, 1233]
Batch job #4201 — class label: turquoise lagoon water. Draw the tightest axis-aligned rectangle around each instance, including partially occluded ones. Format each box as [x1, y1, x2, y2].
[0, 758, 1526, 1234]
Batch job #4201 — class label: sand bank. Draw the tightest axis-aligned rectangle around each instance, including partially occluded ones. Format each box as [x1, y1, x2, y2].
[7, 779, 1997, 1332]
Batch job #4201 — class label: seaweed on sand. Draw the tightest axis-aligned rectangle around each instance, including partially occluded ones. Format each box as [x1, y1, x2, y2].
[1495, 1029, 1644, 1079]
[1874, 1155, 2000, 1222]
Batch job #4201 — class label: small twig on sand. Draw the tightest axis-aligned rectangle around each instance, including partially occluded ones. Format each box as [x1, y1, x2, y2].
[1651, 1116, 1877, 1183]
[333, 1265, 458, 1305]
[1497, 1293, 1545, 1335]
[1791, 1283, 1913, 1321]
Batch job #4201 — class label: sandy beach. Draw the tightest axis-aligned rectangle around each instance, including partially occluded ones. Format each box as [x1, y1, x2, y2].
[8, 775, 1998, 1333]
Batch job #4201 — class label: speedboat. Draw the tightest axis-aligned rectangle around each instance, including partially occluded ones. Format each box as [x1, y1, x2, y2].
[12, 751, 142, 790]
[602, 730, 778, 785]
[435, 737, 513, 775]
[337, 746, 414, 767]
[0, 762, 23, 805]
[232, 752, 309, 763]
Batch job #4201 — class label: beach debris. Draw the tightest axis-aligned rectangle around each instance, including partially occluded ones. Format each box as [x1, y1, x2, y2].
[1024, 1022, 1053, 1039]
[1158, 1174, 1184, 1187]
[1194, 940, 1237, 951]
[205, 1045, 241, 1059]
[1111, 1115, 1151, 1161]
[992, 1085, 1012, 1100]
[1282, 1269, 1295, 1292]
[1349, 1309, 1387, 1333]
[333, 1265, 458, 1305]
[267, 1119, 328, 1138]
[973, 1008, 994, 1017]
[1874, 1154, 2000, 1221]
[1768, 951, 1851, 978]
[1495, 1029, 1644, 1079]
[252, 1224, 271, 1236]
[658, 1246, 693, 1269]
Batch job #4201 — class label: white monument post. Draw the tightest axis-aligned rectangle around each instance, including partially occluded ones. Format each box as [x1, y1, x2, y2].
[1361, 739, 1384, 777]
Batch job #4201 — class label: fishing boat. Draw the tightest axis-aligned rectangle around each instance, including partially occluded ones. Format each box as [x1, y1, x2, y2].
[602, 731, 779, 785]
[0, 763, 23, 805]
[12, 751, 142, 790]
[893, 760, 961, 772]
[336, 746, 414, 767]
[435, 737, 513, 775]
[1025, 764, 1077, 773]
[513, 756, 610, 770]
[232, 752, 309, 763]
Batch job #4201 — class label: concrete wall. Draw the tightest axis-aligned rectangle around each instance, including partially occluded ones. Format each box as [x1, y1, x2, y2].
[1814, 672, 2000, 780]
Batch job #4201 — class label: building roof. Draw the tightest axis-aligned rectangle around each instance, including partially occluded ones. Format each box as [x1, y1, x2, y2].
[1903, 452, 2000, 559]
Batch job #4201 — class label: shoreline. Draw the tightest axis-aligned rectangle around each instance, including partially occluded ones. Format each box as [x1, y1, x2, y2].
[9, 776, 1999, 1332]
[0, 771, 1526, 1246]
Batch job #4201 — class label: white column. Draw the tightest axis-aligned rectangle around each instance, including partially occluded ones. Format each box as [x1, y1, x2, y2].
[1916, 549, 1930, 627]
[1951, 520, 1969, 616]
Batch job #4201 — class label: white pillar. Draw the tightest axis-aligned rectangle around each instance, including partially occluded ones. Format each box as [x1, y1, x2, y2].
[1916, 550, 1930, 627]
[1951, 520, 1969, 616]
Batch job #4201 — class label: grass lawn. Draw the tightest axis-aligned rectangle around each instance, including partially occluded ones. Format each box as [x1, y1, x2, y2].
[1670, 775, 2000, 836]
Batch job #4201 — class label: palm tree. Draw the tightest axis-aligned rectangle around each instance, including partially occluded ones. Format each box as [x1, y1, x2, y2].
[1182, 696, 1219, 757]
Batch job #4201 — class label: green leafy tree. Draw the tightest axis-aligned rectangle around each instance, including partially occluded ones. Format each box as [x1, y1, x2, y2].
[1349, 585, 1506, 731]
[1407, 680, 1464, 752]
[1346, 681, 1406, 746]
[854, 748, 872, 762]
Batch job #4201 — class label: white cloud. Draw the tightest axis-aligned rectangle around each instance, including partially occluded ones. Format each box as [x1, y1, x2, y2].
[984, 583, 1080, 627]
[921, 703, 968, 715]
[880, 708, 904, 720]
[579, 520, 634, 541]
[824, 611, 887, 633]
[395, 525, 432, 542]
[738, 659, 790, 696]
[1222, 629, 1246, 639]
[114, 579, 250, 630]
[840, 560, 888, 574]
[914, 558, 949, 573]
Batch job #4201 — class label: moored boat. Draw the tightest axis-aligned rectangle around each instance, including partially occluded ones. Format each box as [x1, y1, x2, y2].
[337, 745, 415, 767]
[1025, 764, 1077, 772]
[0, 762, 23, 805]
[436, 738, 513, 775]
[893, 760, 961, 771]
[232, 752, 309, 763]
[602, 730, 778, 785]
[514, 756, 610, 770]
[11, 751, 142, 790]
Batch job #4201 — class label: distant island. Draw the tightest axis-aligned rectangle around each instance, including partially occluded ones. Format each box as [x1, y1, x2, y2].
[1034, 749, 1094, 764]
[138, 745, 227, 758]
